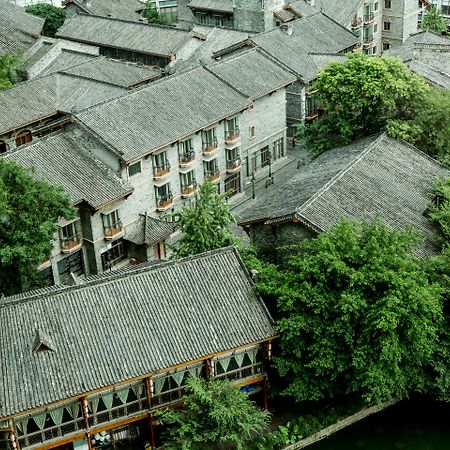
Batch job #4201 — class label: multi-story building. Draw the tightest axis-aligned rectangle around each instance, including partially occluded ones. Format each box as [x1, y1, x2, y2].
[8, 0, 62, 7]
[0, 247, 277, 450]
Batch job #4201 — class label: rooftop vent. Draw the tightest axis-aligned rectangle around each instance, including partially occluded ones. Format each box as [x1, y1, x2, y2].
[33, 329, 55, 353]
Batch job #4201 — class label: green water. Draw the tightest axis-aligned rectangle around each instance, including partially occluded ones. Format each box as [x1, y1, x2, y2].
[309, 400, 450, 450]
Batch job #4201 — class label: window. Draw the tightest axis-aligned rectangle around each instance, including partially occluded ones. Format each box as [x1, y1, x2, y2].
[252, 146, 270, 171]
[152, 151, 170, 177]
[198, 13, 207, 24]
[214, 15, 224, 26]
[102, 210, 122, 238]
[128, 161, 142, 177]
[374, 23, 378, 33]
[224, 172, 241, 197]
[374, 1, 378, 11]
[383, 21, 391, 31]
[226, 147, 241, 170]
[272, 137, 285, 160]
[384, 0, 391, 8]
[214, 346, 263, 381]
[383, 41, 391, 51]
[204, 159, 219, 181]
[224, 117, 239, 140]
[101, 239, 127, 270]
[180, 170, 197, 196]
[178, 139, 195, 164]
[155, 183, 173, 210]
[372, 46, 377, 54]
[250, 126, 256, 138]
[15, 130, 32, 147]
[202, 128, 217, 151]
[59, 221, 81, 252]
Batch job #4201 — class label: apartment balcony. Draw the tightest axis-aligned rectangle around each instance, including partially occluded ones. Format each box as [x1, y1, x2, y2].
[226, 158, 242, 174]
[205, 168, 220, 183]
[363, 36, 374, 47]
[103, 221, 124, 240]
[202, 138, 218, 156]
[305, 109, 319, 120]
[363, 13, 374, 24]
[179, 151, 196, 168]
[60, 234, 82, 253]
[156, 193, 174, 211]
[153, 161, 171, 180]
[181, 181, 198, 198]
[224, 126, 240, 147]
[351, 17, 362, 28]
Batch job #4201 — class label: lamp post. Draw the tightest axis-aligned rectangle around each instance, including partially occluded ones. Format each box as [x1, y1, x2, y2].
[251, 172, 256, 199]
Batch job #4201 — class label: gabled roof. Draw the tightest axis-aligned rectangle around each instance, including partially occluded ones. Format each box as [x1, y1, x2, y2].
[0, 72, 127, 135]
[238, 134, 449, 257]
[314, 0, 363, 27]
[207, 49, 296, 100]
[64, 0, 144, 22]
[125, 214, 175, 245]
[0, 0, 44, 53]
[2, 130, 133, 210]
[75, 66, 251, 162]
[249, 12, 358, 81]
[386, 31, 450, 89]
[0, 247, 276, 419]
[56, 13, 192, 57]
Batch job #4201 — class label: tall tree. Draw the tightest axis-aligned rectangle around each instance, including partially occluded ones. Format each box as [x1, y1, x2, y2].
[255, 219, 444, 404]
[421, 6, 449, 34]
[299, 53, 430, 156]
[0, 159, 74, 295]
[25, 4, 66, 37]
[141, 1, 167, 25]
[158, 377, 270, 450]
[0, 52, 22, 90]
[171, 180, 238, 258]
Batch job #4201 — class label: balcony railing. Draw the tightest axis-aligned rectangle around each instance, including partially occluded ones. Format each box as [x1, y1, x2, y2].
[363, 36, 374, 46]
[224, 126, 240, 144]
[205, 168, 220, 183]
[363, 13, 374, 23]
[226, 158, 241, 173]
[156, 193, 174, 211]
[214, 361, 264, 382]
[153, 161, 170, 179]
[88, 398, 147, 428]
[202, 137, 218, 154]
[351, 17, 362, 28]
[179, 151, 195, 167]
[60, 234, 82, 253]
[151, 385, 187, 410]
[181, 181, 197, 198]
[305, 109, 319, 120]
[103, 220, 123, 239]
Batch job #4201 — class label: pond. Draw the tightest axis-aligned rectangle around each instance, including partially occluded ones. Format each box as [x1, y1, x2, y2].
[309, 399, 450, 450]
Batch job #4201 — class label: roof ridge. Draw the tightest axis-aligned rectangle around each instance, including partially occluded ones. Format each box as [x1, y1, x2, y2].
[0, 247, 238, 308]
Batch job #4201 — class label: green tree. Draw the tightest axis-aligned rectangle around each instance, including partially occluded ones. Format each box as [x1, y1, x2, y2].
[0, 52, 22, 90]
[426, 177, 450, 243]
[158, 377, 270, 450]
[255, 219, 444, 404]
[387, 87, 450, 162]
[299, 53, 429, 156]
[141, 1, 167, 25]
[171, 180, 238, 258]
[421, 6, 449, 34]
[25, 4, 66, 37]
[0, 159, 74, 295]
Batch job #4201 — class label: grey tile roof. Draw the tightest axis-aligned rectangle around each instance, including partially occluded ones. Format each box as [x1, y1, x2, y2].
[0, 72, 127, 134]
[56, 13, 192, 57]
[188, 0, 234, 13]
[250, 13, 358, 81]
[39, 49, 98, 76]
[238, 134, 449, 257]
[386, 31, 450, 89]
[125, 214, 175, 245]
[314, 0, 363, 27]
[64, 0, 144, 22]
[2, 130, 133, 209]
[207, 49, 296, 100]
[286, 1, 318, 18]
[0, 247, 276, 419]
[0, 0, 44, 53]
[75, 66, 251, 162]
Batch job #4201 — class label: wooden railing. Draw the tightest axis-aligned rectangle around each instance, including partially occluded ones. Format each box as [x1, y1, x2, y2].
[88, 398, 148, 427]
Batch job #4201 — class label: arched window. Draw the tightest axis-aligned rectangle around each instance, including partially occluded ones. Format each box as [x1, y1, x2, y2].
[15, 130, 32, 147]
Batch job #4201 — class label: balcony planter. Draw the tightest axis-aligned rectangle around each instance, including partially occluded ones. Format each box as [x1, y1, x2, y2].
[156, 194, 174, 211]
[153, 162, 170, 180]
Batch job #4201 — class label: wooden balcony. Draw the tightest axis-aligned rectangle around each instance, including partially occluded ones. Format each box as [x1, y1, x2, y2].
[205, 169, 220, 183]
[226, 158, 241, 174]
[103, 223, 123, 240]
[60, 235, 82, 253]
[153, 162, 170, 180]
[202, 138, 218, 155]
[181, 181, 198, 198]
[156, 194, 174, 211]
[225, 127, 240, 146]
[179, 151, 195, 168]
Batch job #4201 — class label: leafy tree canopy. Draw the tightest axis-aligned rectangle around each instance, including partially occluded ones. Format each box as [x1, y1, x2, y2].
[158, 377, 270, 450]
[141, 1, 167, 25]
[0, 159, 74, 295]
[254, 219, 444, 404]
[299, 53, 430, 156]
[0, 52, 22, 90]
[426, 177, 450, 243]
[421, 6, 449, 34]
[171, 180, 238, 258]
[25, 4, 66, 37]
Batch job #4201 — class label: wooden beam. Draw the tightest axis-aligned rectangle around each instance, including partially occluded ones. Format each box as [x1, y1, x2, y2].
[89, 412, 149, 435]
[27, 432, 86, 450]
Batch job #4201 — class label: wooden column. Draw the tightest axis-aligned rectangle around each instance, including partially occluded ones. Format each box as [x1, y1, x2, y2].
[81, 398, 93, 450]
[263, 377, 268, 410]
[10, 424, 20, 450]
[145, 378, 156, 449]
